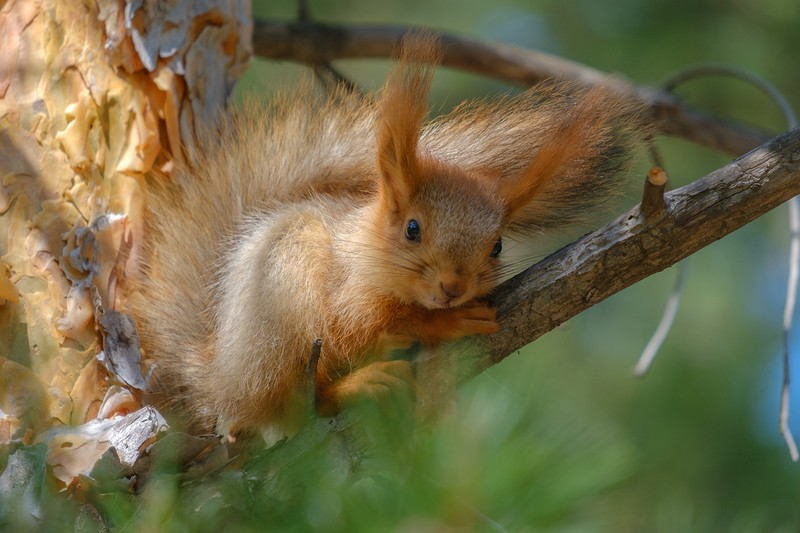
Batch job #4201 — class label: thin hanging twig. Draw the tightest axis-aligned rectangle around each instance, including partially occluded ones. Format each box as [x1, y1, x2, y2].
[782, 200, 800, 461]
[634, 260, 687, 377]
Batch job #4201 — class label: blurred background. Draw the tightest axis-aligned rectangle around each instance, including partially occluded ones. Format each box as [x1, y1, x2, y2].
[241, 0, 800, 530]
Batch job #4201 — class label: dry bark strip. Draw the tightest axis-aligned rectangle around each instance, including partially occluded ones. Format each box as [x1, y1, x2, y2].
[466, 127, 800, 372]
[251, 19, 772, 156]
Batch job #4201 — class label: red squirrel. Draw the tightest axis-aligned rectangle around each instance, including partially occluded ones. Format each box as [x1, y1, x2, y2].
[128, 34, 646, 438]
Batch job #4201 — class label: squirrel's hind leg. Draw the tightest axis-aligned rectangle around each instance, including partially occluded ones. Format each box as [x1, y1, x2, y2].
[316, 360, 417, 421]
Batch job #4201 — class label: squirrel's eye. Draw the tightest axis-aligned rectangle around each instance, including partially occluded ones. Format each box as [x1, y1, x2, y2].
[405, 219, 421, 242]
[490, 237, 503, 258]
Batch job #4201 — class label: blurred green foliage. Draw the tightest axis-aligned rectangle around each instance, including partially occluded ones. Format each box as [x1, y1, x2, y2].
[8, 0, 799, 531]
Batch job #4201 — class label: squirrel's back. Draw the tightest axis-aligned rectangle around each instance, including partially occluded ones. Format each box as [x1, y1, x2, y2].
[129, 83, 380, 428]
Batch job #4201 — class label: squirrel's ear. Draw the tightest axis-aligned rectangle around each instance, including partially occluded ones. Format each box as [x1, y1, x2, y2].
[377, 119, 420, 213]
[377, 32, 442, 213]
[501, 86, 629, 222]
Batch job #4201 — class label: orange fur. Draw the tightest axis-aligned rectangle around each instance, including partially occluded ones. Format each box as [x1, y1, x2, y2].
[127, 33, 647, 437]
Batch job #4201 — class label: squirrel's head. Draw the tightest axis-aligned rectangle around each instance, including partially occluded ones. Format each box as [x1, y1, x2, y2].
[368, 33, 510, 308]
[371, 157, 508, 309]
[369, 31, 641, 308]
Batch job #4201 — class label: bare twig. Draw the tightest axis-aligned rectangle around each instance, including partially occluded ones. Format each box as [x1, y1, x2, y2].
[640, 167, 668, 218]
[662, 64, 797, 125]
[288, 7, 362, 95]
[311, 63, 362, 95]
[251, 19, 772, 156]
[454, 128, 800, 380]
[297, 0, 309, 21]
[305, 338, 323, 414]
[647, 139, 666, 170]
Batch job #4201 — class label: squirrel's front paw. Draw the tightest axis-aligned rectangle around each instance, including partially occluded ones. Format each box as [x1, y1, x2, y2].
[413, 303, 499, 345]
[440, 304, 500, 340]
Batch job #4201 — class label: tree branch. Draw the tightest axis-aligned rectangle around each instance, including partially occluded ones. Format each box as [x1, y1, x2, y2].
[251, 19, 772, 156]
[461, 127, 800, 375]
[252, 19, 798, 435]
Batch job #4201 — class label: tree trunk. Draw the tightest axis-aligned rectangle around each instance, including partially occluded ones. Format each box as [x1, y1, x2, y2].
[0, 0, 251, 439]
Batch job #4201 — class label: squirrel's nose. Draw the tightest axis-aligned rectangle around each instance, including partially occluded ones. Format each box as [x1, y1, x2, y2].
[440, 278, 467, 300]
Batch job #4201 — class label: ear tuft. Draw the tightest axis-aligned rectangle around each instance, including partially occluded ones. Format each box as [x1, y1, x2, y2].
[377, 31, 443, 212]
